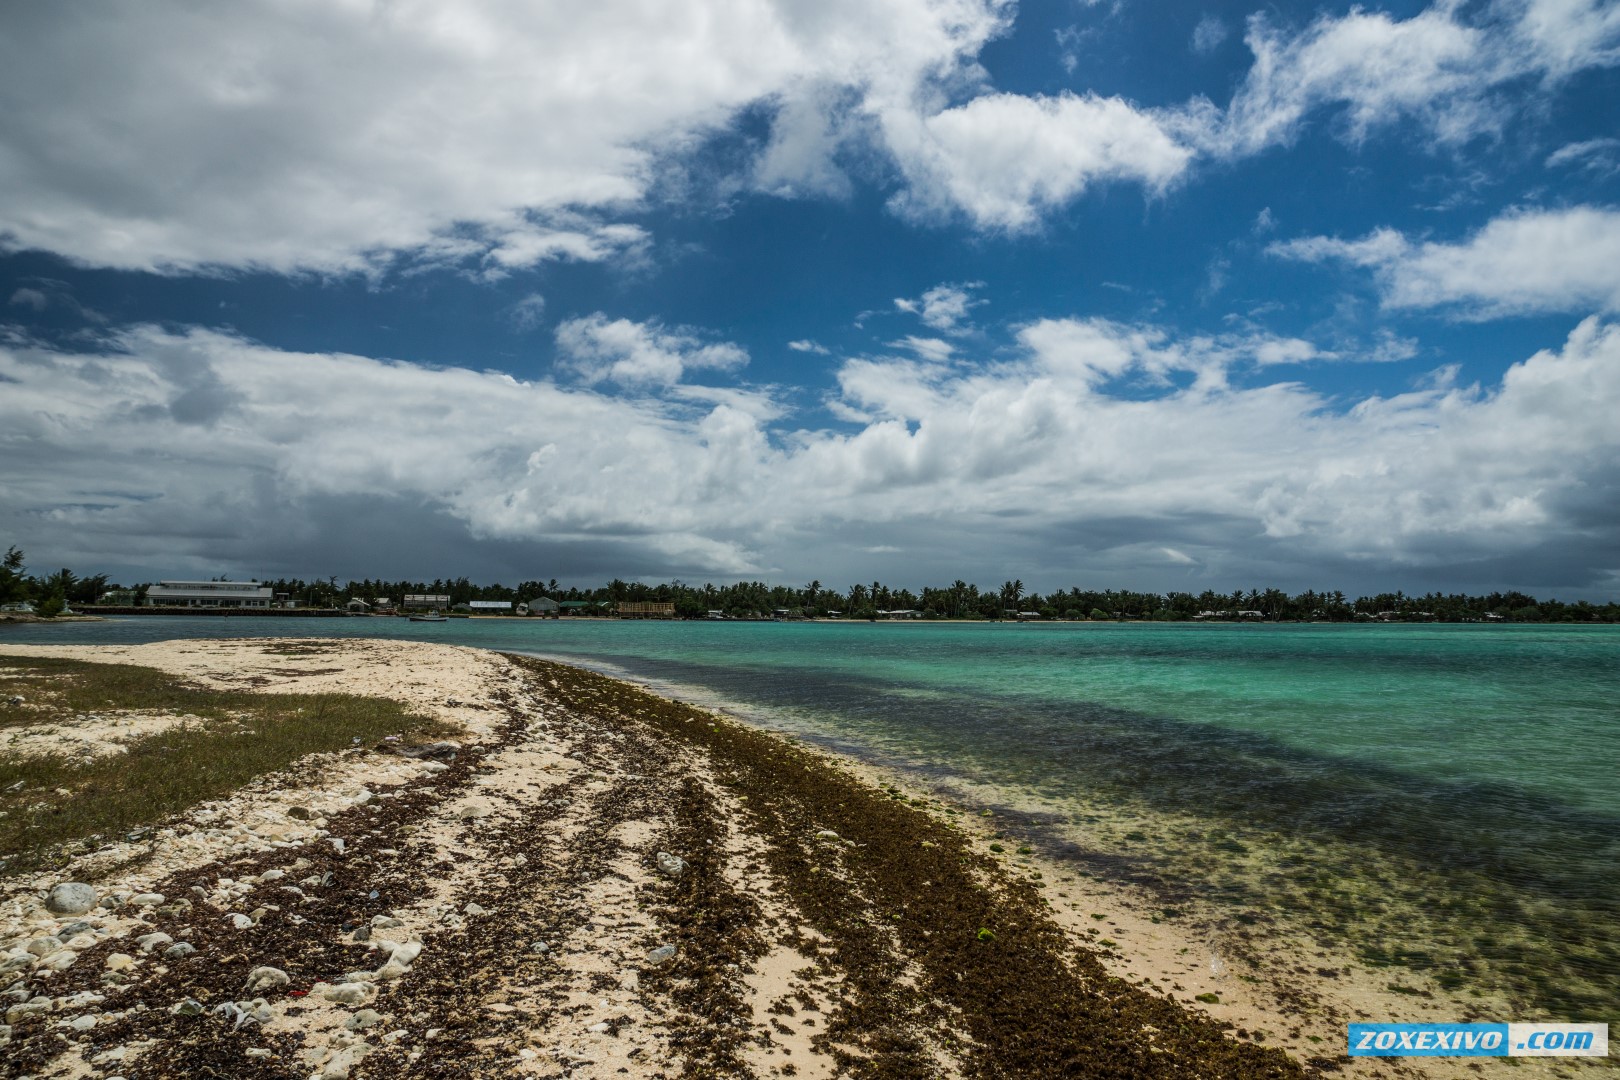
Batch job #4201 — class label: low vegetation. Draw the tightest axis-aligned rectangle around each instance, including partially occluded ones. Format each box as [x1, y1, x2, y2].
[0, 655, 452, 872]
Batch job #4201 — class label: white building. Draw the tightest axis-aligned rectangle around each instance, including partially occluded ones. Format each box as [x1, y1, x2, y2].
[145, 581, 273, 608]
[469, 600, 511, 613]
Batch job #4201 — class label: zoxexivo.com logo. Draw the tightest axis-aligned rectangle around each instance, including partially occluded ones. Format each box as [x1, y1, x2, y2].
[1349, 1023, 1609, 1057]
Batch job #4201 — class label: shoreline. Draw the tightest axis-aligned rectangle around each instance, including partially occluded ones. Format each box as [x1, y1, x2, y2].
[0, 639, 1592, 1078]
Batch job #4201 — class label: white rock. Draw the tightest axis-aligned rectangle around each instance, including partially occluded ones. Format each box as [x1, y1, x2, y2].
[345, 1008, 382, 1030]
[244, 966, 289, 992]
[372, 959, 410, 981]
[321, 982, 374, 1005]
[654, 852, 687, 877]
[67, 1013, 97, 1031]
[135, 933, 173, 953]
[25, 937, 63, 958]
[45, 883, 98, 915]
[128, 893, 165, 908]
[588, 1021, 609, 1033]
[40, 949, 79, 971]
[6, 999, 53, 1023]
[104, 952, 135, 971]
[227, 913, 253, 930]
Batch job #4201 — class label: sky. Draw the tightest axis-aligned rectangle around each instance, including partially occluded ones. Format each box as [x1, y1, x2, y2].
[2, 0, 1618, 598]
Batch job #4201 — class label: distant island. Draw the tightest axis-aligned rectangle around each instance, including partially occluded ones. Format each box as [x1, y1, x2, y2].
[5, 545, 1617, 623]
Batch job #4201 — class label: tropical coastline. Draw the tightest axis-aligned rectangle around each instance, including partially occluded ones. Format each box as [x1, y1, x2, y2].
[2, 639, 1607, 1078]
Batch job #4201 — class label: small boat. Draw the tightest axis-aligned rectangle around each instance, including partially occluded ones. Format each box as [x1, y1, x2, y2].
[409, 613, 449, 622]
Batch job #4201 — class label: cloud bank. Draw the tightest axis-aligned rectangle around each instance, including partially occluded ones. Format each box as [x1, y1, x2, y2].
[3, 317, 1616, 592]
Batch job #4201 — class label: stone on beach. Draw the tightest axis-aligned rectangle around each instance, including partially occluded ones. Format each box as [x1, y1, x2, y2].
[646, 945, 677, 966]
[44, 883, 97, 916]
[654, 851, 686, 877]
[244, 966, 289, 992]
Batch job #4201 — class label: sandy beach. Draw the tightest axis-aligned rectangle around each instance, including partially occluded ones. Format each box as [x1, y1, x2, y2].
[0, 639, 1594, 1079]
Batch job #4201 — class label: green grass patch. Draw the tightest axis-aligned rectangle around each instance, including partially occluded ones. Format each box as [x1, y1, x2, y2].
[0, 654, 453, 872]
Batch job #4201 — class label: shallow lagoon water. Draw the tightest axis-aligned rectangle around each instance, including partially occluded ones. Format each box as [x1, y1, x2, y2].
[7, 616, 1617, 1016]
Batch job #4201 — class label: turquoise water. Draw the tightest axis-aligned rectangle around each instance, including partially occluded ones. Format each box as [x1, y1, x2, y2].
[6, 617, 1618, 1014]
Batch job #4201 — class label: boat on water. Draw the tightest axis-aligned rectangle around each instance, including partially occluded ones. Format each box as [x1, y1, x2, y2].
[408, 613, 449, 622]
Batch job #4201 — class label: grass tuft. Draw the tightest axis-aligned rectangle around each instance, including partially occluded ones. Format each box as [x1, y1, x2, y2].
[0, 655, 453, 872]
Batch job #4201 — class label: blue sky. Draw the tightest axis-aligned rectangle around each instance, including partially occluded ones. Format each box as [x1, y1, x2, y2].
[2, 0, 1619, 596]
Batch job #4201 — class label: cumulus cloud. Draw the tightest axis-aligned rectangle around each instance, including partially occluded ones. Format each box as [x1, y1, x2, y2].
[554, 314, 749, 387]
[884, 92, 1193, 230]
[1271, 205, 1620, 316]
[5, 316, 1615, 591]
[0, 0, 1012, 273]
[788, 339, 831, 354]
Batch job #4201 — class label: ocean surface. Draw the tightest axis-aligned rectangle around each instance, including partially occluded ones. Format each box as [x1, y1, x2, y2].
[6, 616, 1617, 1017]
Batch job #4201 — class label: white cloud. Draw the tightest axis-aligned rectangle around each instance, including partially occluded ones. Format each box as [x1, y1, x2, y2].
[1206, 6, 1493, 156]
[788, 339, 831, 354]
[7, 288, 46, 311]
[0, 0, 1013, 273]
[554, 314, 749, 388]
[893, 282, 984, 333]
[1272, 205, 1620, 316]
[2, 317, 1618, 590]
[1186, 1, 1620, 158]
[889, 336, 956, 362]
[1547, 137, 1620, 174]
[1191, 15, 1228, 55]
[883, 92, 1194, 230]
[508, 293, 547, 332]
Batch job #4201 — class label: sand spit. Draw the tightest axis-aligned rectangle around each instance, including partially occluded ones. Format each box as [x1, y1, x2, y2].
[0, 640, 1585, 1079]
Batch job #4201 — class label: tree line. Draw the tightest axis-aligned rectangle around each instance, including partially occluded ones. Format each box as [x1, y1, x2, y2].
[6, 546, 1612, 623]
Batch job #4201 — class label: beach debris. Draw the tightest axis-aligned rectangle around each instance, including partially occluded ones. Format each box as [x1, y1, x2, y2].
[128, 892, 165, 908]
[163, 943, 196, 960]
[135, 933, 172, 953]
[226, 913, 253, 930]
[44, 883, 97, 916]
[530, 940, 550, 954]
[646, 945, 677, 966]
[815, 830, 842, 840]
[104, 953, 135, 972]
[244, 966, 290, 993]
[394, 741, 460, 762]
[976, 928, 996, 942]
[371, 915, 403, 929]
[654, 851, 687, 877]
[169, 997, 206, 1017]
[1209, 953, 1226, 978]
[464, 901, 489, 916]
[456, 799, 494, 821]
